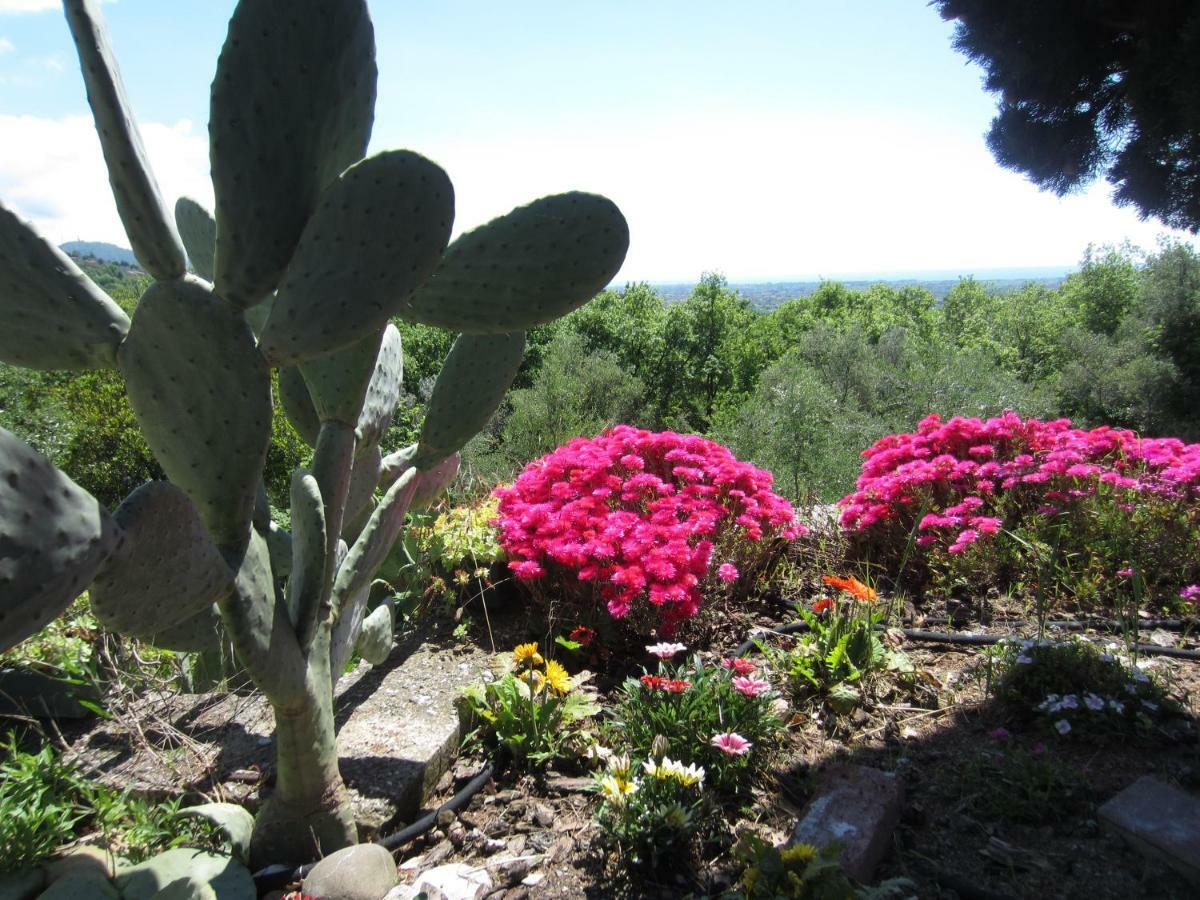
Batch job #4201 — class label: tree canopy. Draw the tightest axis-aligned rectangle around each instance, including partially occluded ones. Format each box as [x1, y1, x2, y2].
[935, 0, 1200, 231]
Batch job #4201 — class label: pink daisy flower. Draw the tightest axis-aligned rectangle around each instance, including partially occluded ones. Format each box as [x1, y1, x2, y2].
[731, 674, 770, 698]
[710, 732, 753, 756]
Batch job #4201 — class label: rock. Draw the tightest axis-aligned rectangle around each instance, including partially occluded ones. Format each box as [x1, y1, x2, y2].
[544, 777, 592, 795]
[387, 863, 492, 900]
[494, 858, 532, 887]
[1099, 776, 1200, 885]
[0, 870, 46, 900]
[530, 803, 555, 829]
[302, 844, 398, 900]
[506, 835, 528, 857]
[792, 764, 903, 882]
[34, 873, 119, 899]
[44, 846, 120, 882]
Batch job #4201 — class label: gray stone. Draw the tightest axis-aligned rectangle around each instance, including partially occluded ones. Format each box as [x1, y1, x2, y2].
[385, 863, 492, 900]
[34, 873, 119, 899]
[792, 764, 903, 882]
[303, 844, 398, 900]
[44, 846, 121, 883]
[0, 870, 46, 900]
[1099, 775, 1200, 886]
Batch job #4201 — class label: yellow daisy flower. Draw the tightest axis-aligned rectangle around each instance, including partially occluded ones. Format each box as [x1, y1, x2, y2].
[512, 642, 544, 667]
[544, 659, 572, 695]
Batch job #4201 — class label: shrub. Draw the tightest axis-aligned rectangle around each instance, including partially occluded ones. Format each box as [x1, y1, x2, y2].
[459, 643, 599, 767]
[985, 637, 1177, 740]
[592, 751, 706, 868]
[838, 412, 1200, 601]
[760, 576, 907, 714]
[604, 644, 781, 796]
[495, 426, 803, 632]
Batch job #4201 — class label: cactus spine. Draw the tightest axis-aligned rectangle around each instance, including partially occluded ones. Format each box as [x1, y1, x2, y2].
[0, 0, 627, 868]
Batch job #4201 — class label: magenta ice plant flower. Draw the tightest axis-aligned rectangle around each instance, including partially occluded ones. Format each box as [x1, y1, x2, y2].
[494, 426, 804, 629]
[710, 732, 753, 756]
[717, 563, 739, 583]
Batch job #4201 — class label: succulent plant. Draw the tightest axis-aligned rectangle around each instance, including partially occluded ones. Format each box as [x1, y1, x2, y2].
[0, 0, 627, 868]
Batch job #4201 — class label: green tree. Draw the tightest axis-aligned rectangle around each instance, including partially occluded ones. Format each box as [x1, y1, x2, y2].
[934, 1, 1200, 231]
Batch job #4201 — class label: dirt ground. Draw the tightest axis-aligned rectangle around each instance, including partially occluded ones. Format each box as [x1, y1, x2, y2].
[394, 594, 1200, 900]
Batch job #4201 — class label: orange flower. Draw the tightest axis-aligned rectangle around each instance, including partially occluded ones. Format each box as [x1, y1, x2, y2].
[812, 597, 834, 614]
[821, 575, 877, 603]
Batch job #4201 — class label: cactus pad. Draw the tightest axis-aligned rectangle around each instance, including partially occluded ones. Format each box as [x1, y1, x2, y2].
[413, 331, 526, 469]
[115, 848, 254, 900]
[286, 470, 327, 643]
[260, 151, 453, 365]
[146, 604, 226, 653]
[398, 192, 628, 333]
[0, 428, 119, 653]
[411, 452, 460, 511]
[210, 0, 376, 307]
[298, 330, 383, 427]
[90, 481, 236, 639]
[0, 201, 130, 370]
[118, 278, 273, 547]
[356, 324, 404, 451]
[277, 367, 321, 447]
[63, 0, 185, 281]
[175, 197, 216, 283]
[354, 598, 394, 665]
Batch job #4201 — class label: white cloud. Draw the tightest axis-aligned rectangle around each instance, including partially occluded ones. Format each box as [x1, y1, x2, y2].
[0, 36, 14, 53]
[0, 114, 211, 248]
[389, 110, 1198, 282]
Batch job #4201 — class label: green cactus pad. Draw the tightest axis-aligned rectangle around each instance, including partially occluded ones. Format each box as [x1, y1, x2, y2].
[343, 442, 382, 539]
[260, 151, 453, 366]
[116, 848, 254, 900]
[63, 0, 185, 281]
[210, 0, 376, 308]
[277, 367, 320, 447]
[354, 597, 394, 666]
[413, 331, 526, 469]
[286, 470, 326, 644]
[176, 803, 254, 865]
[243, 295, 273, 338]
[412, 452, 460, 511]
[332, 467, 418, 615]
[118, 277, 273, 547]
[356, 324, 404, 450]
[219, 530, 307, 704]
[0, 201, 129, 370]
[149, 878, 218, 900]
[175, 197, 216, 283]
[146, 604, 225, 653]
[91, 481, 236, 639]
[398, 192, 629, 333]
[0, 427, 119, 653]
[264, 521, 293, 580]
[379, 443, 418, 493]
[298, 330, 383, 427]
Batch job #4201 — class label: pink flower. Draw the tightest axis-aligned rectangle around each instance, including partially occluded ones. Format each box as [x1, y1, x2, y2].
[717, 563, 739, 583]
[710, 732, 753, 756]
[1180, 584, 1200, 601]
[1117, 568, 1134, 579]
[721, 657, 757, 675]
[646, 642, 687, 659]
[731, 674, 770, 698]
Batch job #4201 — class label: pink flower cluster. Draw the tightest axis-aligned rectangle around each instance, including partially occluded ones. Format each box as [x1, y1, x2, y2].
[494, 426, 803, 627]
[839, 413, 1200, 553]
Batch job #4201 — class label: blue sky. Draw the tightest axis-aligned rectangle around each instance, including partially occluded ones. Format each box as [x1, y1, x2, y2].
[1, 0, 1195, 282]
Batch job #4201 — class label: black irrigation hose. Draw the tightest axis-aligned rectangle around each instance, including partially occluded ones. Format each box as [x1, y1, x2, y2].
[733, 620, 1200, 661]
[252, 760, 498, 893]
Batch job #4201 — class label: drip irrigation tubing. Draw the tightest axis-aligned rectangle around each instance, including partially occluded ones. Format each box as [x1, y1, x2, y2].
[733, 620, 1200, 661]
[252, 761, 498, 893]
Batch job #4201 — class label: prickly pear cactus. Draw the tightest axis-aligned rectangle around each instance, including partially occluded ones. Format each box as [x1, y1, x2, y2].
[0, 0, 627, 870]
